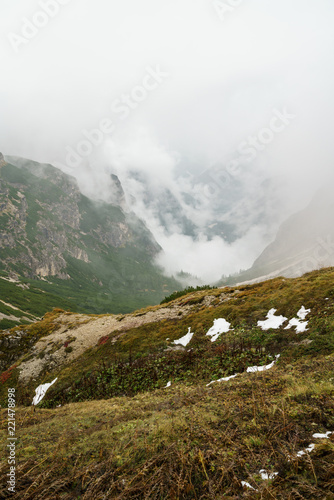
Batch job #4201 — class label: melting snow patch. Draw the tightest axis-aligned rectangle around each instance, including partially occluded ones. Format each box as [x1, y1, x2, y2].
[297, 306, 311, 320]
[294, 430, 333, 458]
[32, 378, 57, 406]
[285, 318, 308, 333]
[164, 381, 171, 388]
[297, 443, 315, 457]
[241, 481, 257, 490]
[258, 309, 287, 330]
[207, 354, 281, 386]
[173, 328, 194, 347]
[206, 318, 231, 342]
[285, 306, 310, 333]
[313, 431, 332, 439]
[206, 374, 238, 387]
[246, 354, 280, 373]
[259, 469, 278, 480]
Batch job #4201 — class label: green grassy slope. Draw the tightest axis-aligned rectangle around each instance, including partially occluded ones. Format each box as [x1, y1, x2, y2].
[0, 276, 76, 330]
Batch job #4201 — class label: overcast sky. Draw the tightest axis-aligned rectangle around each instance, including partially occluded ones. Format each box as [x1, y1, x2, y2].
[1, 0, 334, 282]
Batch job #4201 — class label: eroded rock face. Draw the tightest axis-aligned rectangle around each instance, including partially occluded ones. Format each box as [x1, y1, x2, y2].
[0, 329, 31, 372]
[0, 153, 6, 168]
[110, 174, 126, 209]
[0, 157, 161, 279]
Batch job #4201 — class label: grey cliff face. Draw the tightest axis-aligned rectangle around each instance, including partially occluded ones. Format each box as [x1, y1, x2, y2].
[0, 158, 161, 279]
[0, 153, 6, 168]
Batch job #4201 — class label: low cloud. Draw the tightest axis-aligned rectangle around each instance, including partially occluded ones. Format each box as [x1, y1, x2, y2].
[1, 0, 334, 282]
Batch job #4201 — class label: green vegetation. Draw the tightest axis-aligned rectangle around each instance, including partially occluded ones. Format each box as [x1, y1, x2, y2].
[0, 276, 75, 322]
[0, 318, 18, 330]
[78, 195, 124, 232]
[37, 330, 275, 408]
[160, 284, 214, 304]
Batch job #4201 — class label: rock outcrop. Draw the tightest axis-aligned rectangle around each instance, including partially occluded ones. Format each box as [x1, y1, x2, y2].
[0, 153, 6, 168]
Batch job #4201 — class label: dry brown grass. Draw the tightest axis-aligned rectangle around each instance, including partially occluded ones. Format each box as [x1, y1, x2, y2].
[1, 354, 333, 499]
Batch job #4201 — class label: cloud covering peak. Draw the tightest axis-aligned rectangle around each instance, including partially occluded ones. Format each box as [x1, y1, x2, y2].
[1, 0, 334, 282]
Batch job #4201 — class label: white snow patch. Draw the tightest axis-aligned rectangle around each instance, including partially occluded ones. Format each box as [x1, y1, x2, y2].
[312, 431, 332, 439]
[32, 378, 57, 406]
[285, 306, 311, 333]
[257, 309, 287, 330]
[294, 430, 333, 458]
[241, 481, 257, 490]
[173, 328, 194, 347]
[297, 306, 311, 320]
[164, 381, 171, 388]
[259, 469, 278, 480]
[206, 374, 238, 387]
[246, 354, 280, 373]
[285, 318, 309, 333]
[206, 318, 231, 342]
[206, 353, 281, 386]
[297, 443, 315, 457]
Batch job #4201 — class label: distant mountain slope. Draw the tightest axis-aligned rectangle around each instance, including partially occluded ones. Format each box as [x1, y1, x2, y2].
[222, 186, 334, 285]
[0, 155, 181, 325]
